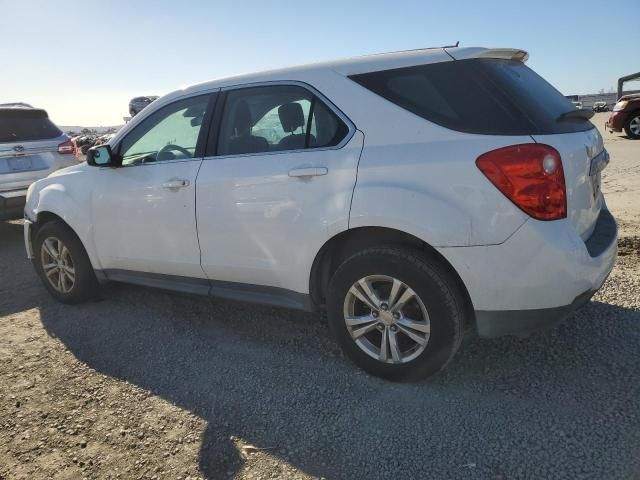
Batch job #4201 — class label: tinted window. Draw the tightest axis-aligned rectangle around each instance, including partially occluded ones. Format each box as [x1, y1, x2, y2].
[0, 109, 62, 143]
[310, 99, 350, 148]
[119, 95, 210, 166]
[350, 59, 593, 135]
[217, 85, 349, 156]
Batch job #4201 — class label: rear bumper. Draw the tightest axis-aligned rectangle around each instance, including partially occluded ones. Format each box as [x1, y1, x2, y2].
[475, 289, 596, 338]
[440, 207, 617, 338]
[0, 189, 27, 221]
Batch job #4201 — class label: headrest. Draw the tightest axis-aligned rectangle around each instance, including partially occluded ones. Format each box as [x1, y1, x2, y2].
[278, 103, 305, 133]
[232, 100, 253, 133]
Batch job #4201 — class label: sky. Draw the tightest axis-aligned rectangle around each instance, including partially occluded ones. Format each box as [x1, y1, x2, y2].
[1, 0, 638, 126]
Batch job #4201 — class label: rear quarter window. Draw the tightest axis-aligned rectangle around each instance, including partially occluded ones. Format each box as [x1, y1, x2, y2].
[0, 109, 62, 143]
[349, 58, 593, 135]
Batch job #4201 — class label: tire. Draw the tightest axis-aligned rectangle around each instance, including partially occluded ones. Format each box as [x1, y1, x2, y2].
[33, 220, 99, 304]
[624, 112, 640, 139]
[327, 246, 466, 381]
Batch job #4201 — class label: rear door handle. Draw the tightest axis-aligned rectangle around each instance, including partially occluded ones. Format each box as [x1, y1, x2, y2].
[161, 178, 190, 189]
[288, 167, 328, 178]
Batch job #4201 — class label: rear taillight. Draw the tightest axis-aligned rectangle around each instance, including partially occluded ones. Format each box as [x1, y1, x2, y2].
[57, 139, 76, 155]
[476, 144, 566, 221]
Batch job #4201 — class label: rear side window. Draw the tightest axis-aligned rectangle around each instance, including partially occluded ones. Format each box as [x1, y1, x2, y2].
[216, 85, 350, 156]
[349, 59, 593, 135]
[0, 109, 62, 143]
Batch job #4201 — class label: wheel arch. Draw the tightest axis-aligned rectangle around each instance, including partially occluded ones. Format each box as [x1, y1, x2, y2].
[309, 226, 474, 326]
[624, 109, 640, 138]
[625, 108, 640, 120]
[32, 207, 102, 272]
[31, 211, 70, 243]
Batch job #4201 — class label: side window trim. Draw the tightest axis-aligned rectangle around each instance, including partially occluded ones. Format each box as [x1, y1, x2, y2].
[203, 81, 356, 159]
[114, 91, 219, 167]
[204, 90, 228, 158]
[304, 96, 316, 149]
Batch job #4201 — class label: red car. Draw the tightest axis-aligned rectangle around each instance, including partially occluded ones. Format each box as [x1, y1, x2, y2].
[606, 94, 640, 139]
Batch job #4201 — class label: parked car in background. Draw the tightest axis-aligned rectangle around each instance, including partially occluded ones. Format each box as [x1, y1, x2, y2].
[24, 47, 616, 380]
[1, 105, 77, 220]
[71, 135, 97, 155]
[93, 133, 115, 147]
[129, 96, 159, 117]
[606, 94, 640, 139]
[592, 101, 609, 112]
[572, 101, 583, 109]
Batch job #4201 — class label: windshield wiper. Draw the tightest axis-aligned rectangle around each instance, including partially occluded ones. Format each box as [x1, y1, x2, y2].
[558, 109, 594, 121]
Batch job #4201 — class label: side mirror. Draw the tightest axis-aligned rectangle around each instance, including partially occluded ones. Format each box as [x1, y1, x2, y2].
[86, 145, 114, 167]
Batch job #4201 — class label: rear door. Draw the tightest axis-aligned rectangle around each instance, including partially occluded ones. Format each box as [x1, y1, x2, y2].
[196, 83, 362, 292]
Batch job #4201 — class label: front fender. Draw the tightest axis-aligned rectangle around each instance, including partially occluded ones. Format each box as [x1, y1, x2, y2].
[28, 181, 102, 270]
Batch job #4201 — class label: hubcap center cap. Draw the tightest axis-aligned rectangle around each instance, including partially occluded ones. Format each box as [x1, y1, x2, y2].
[379, 310, 395, 325]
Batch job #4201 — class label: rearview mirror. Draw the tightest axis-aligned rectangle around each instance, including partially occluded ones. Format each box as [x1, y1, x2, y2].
[87, 145, 113, 167]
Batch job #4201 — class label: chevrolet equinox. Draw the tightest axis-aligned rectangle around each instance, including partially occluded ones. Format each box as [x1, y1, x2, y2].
[24, 47, 617, 380]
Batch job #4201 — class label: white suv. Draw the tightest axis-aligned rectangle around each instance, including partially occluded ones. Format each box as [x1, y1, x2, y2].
[24, 47, 617, 380]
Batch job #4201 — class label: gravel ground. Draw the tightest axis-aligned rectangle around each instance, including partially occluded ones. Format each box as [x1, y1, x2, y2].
[1, 113, 639, 480]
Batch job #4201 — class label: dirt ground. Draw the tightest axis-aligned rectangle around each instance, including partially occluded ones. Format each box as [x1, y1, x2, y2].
[1, 112, 639, 480]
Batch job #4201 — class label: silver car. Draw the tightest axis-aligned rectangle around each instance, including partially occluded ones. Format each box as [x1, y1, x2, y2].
[0, 105, 77, 220]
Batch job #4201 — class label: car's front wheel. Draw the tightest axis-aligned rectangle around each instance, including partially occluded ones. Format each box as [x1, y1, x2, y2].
[624, 112, 640, 139]
[327, 246, 466, 381]
[33, 220, 99, 304]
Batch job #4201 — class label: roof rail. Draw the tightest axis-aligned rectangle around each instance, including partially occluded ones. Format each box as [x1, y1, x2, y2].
[360, 42, 461, 58]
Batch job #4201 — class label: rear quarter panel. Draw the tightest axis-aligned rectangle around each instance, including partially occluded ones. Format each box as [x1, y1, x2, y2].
[344, 99, 532, 246]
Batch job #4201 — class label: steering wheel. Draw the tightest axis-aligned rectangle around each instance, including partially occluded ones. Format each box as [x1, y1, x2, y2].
[156, 144, 192, 162]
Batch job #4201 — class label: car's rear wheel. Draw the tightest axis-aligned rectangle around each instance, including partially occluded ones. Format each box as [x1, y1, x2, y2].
[33, 220, 98, 304]
[327, 246, 466, 381]
[624, 113, 640, 139]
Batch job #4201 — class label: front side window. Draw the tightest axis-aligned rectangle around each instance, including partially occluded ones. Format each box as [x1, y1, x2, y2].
[119, 94, 210, 166]
[217, 85, 349, 156]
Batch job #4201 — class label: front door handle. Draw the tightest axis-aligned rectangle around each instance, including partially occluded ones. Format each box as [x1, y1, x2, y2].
[161, 178, 190, 189]
[288, 167, 328, 178]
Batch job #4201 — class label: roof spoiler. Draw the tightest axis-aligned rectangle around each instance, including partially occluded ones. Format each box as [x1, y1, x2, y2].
[445, 47, 529, 62]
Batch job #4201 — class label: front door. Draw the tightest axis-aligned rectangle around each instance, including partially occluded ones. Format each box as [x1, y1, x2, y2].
[92, 93, 214, 280]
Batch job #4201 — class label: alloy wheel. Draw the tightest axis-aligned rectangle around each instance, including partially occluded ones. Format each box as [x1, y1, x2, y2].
[40, 236, 75, 294]
[343, 275, 430, 364]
